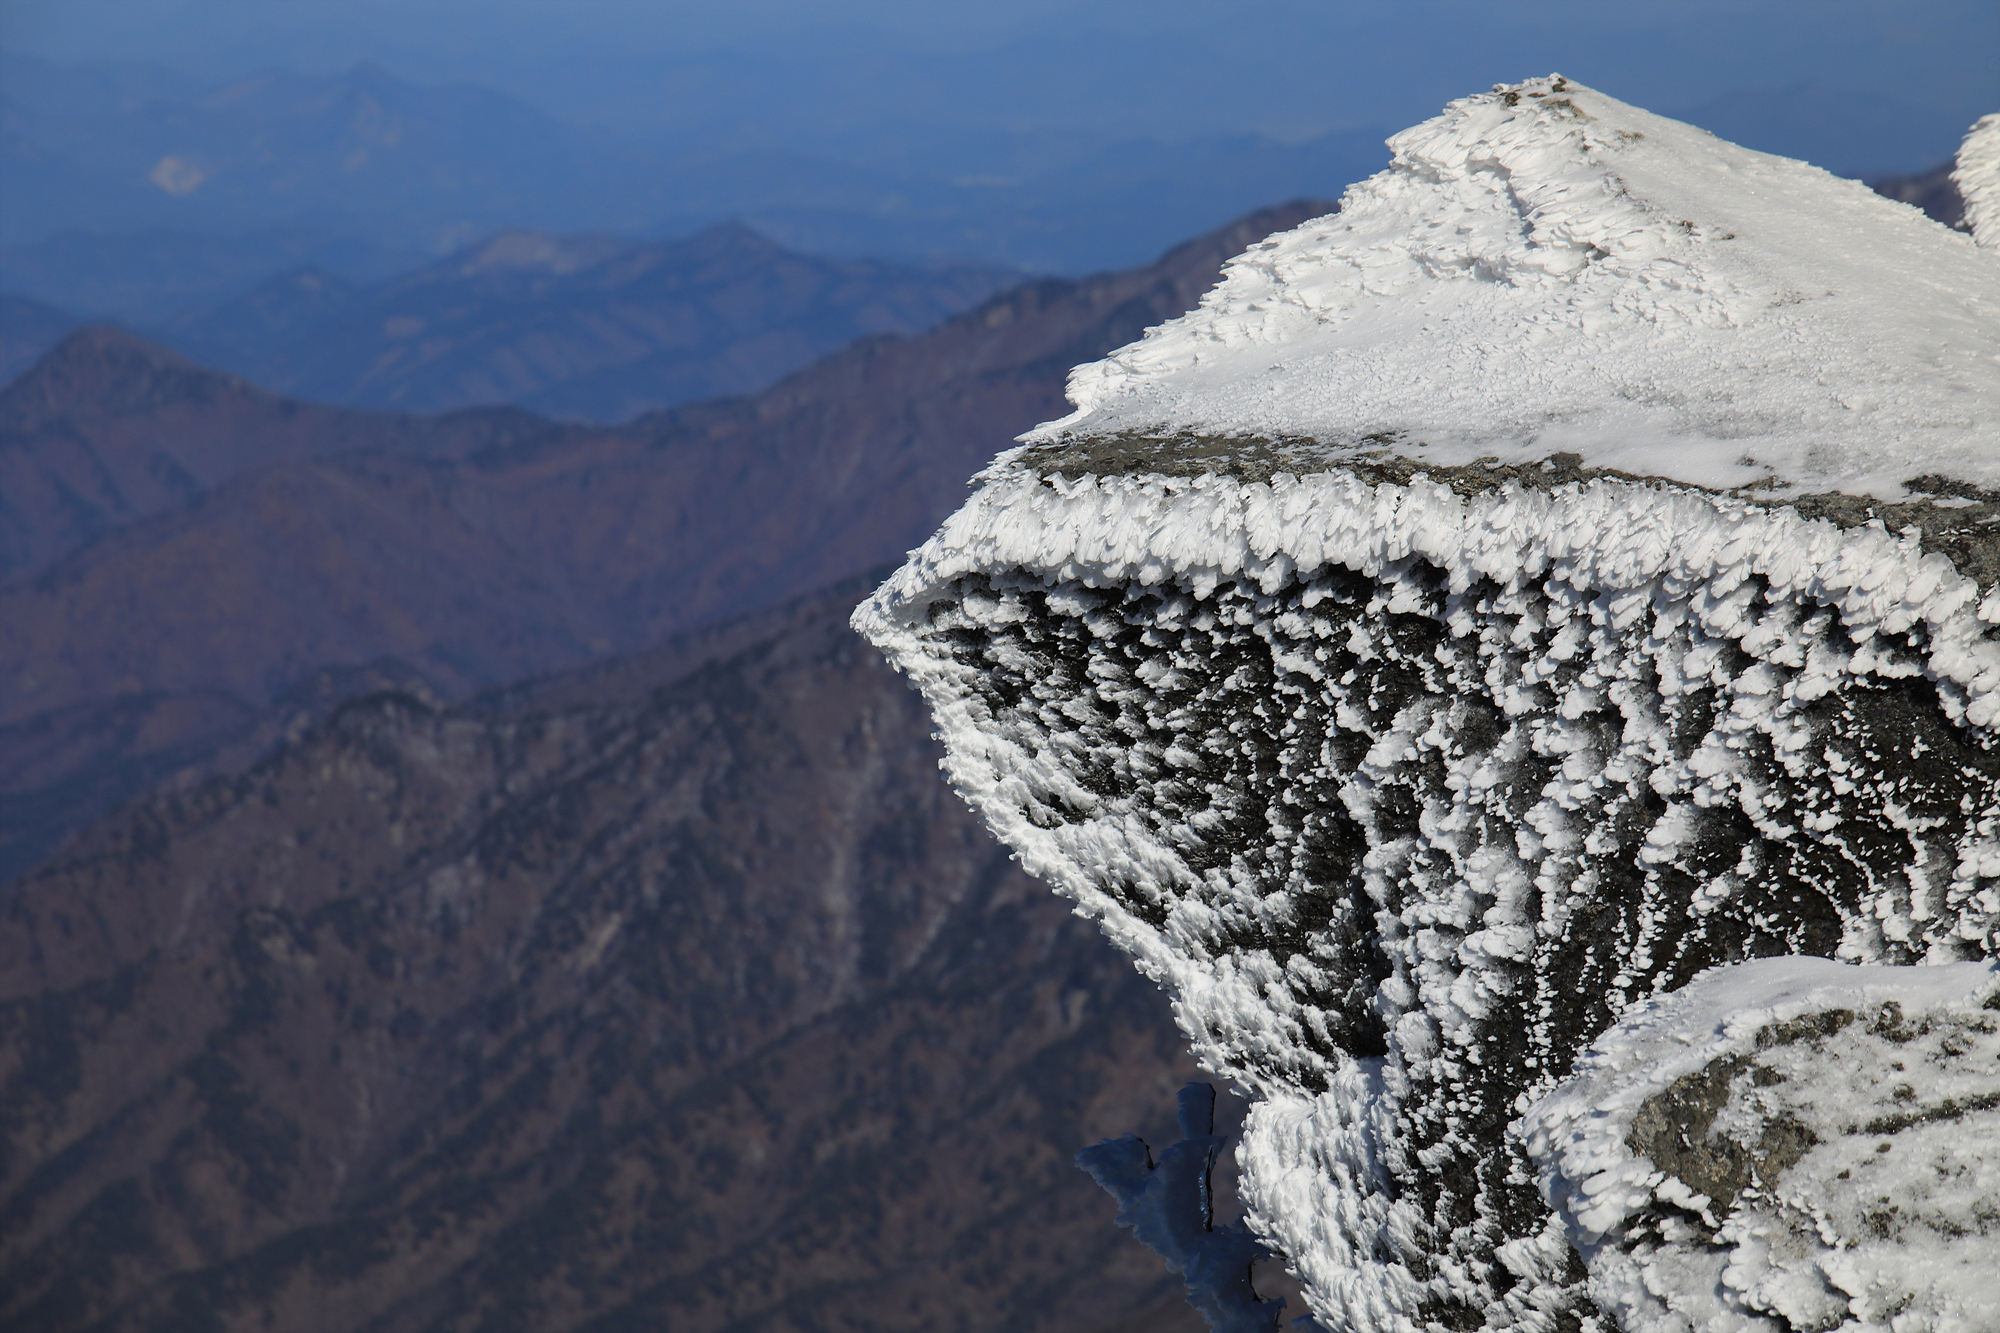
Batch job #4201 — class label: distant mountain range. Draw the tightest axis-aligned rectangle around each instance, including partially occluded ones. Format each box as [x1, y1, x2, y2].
[0, 227, 425, 328]
[0, 199, 1332, 887]
[1870, 160, 1966, 231]
[0, 51, 1392, 283]
[161, 222, 1022, 420]
[0, 223, 1020, 420]
[0, 198, 1345, 1333]
[0, 327, 526, 582]
[0, 574, 1233, 1333]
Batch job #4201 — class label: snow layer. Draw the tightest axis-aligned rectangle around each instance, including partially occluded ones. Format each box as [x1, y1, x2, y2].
[1016, 76, 2000, 501]
[1522, 956, 2000, 1333]
[1958, 113, 2000, 249]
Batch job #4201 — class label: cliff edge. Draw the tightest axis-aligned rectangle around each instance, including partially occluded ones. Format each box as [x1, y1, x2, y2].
[856, 78, 2000, 1332]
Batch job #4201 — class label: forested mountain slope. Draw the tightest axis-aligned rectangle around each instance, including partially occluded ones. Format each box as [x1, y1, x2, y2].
[0, 200, 1335, 885]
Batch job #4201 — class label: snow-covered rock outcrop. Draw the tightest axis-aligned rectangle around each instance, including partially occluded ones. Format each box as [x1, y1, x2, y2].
[855, 78, 2000, 1332]
[1524, 957, 2000, 1332]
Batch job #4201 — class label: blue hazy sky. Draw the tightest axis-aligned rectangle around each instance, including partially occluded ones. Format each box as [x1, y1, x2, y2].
[5, 0, 1995, 151]
[1, 0, 1994, 281]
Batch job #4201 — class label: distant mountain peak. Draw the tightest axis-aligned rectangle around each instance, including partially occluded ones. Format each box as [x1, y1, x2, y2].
[36, 323, 172, 358]
[445, 229, 633, 278]
[686, 218, 784, 252]
[0, 325, 250, 422]
[268, 264, 350, 293]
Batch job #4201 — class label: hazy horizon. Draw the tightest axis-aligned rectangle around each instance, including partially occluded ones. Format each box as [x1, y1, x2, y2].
[1, 2, 1994, 311]
[6, 1, 1995, 171]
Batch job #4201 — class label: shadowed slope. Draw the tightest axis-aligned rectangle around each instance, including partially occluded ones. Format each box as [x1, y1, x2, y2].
[0, 326, 570, 583]
[0, 580, 1219, 1333]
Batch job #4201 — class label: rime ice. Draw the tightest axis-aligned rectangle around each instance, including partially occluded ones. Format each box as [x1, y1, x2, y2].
[855, 77, 2000, 1333]
[1957, 113, 2000, 249]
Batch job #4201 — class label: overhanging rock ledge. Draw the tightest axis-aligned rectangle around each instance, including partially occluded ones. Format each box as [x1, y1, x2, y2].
[855, 77, 2000, 1332]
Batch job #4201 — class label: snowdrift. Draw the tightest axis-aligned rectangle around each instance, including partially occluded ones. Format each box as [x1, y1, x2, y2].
[856, 77, 2000, 1331]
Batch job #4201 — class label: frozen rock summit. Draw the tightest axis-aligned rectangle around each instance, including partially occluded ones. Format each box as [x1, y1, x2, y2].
[1019, 75, 2000, 502]
[855, 78, 2000, 1332]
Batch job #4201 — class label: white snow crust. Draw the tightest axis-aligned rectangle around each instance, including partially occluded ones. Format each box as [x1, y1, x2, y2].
[1957, 113, 2000, 249]
[1019, 77, 2000, 501]
[1522, 956, 2000, 1333]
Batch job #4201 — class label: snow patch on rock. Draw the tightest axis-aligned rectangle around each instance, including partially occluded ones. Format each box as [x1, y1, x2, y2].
[1522, 956, 2000, 1333]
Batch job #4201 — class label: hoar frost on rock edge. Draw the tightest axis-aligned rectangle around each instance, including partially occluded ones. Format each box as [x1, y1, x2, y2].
[854, 77, 2000, 1333]
[860, 467, 2000, 1330]
[1955, 113, 2000, 248]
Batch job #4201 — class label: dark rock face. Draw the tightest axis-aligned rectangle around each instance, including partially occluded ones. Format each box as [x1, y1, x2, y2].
[0, 582, 1220, 1332]
[1624, 1040, 1829, 1233]
[897, 522, 2000, 1327]
[1870, 162, 1967, 231]
[1075, 1084, 1284, 1332]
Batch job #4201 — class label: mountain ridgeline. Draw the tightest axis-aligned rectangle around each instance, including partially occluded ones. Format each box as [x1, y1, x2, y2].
[0, 580, 1225, 1332]
[0, 203, 1336, 1332]
[158, 223, 1024, 421]
[0, 200, 1335, 887]
[1, 223, 1023, 421]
